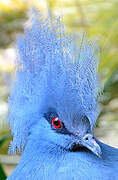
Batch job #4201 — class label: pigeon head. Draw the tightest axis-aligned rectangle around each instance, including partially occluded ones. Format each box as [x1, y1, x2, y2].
[39, 109, 101, 158]
[8, 12, 101, 158]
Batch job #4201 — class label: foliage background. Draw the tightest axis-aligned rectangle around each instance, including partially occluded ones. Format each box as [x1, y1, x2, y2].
[0, 0, 118, 178]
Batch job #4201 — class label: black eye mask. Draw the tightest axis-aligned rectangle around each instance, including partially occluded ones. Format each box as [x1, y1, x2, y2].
[44, 112, 72, 135]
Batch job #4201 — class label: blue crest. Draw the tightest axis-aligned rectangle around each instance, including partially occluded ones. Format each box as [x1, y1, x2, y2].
[8, 12, 99, 153]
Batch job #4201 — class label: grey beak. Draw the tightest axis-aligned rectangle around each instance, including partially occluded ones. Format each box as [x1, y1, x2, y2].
[81, 134, 102, 158]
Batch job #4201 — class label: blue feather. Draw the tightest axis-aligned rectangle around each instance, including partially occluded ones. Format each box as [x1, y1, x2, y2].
[8, 12, 99, 153]
[7, 10, 118, 180]
[7, 118, 118, 180]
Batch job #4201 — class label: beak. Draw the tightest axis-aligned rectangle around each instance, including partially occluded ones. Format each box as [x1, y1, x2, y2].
[81, 134, 102, 158]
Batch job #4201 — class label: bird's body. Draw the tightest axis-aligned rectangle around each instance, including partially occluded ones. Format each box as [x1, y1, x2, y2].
[7, 10, 118, 180]
[8, 119, 118, 180]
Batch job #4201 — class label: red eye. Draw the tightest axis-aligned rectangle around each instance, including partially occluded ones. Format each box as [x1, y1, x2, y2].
[52, 117, 61, 129]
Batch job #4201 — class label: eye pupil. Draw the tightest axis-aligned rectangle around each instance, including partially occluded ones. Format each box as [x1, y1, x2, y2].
[54, 120, 60, 126]
[52, 117, 61, 128]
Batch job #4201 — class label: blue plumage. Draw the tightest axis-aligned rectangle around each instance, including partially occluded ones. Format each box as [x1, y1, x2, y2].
[7, 11, 118, 180]
[7, 119, 118, 180]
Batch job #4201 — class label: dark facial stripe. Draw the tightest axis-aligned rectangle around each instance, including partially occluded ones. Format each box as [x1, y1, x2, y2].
[44, 112, 72, 135]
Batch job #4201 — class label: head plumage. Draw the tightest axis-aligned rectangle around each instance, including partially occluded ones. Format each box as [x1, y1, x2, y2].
[8, 10, 99, 153]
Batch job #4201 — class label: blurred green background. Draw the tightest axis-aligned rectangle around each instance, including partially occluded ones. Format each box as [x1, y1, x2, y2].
[0, 0, 118, 178]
